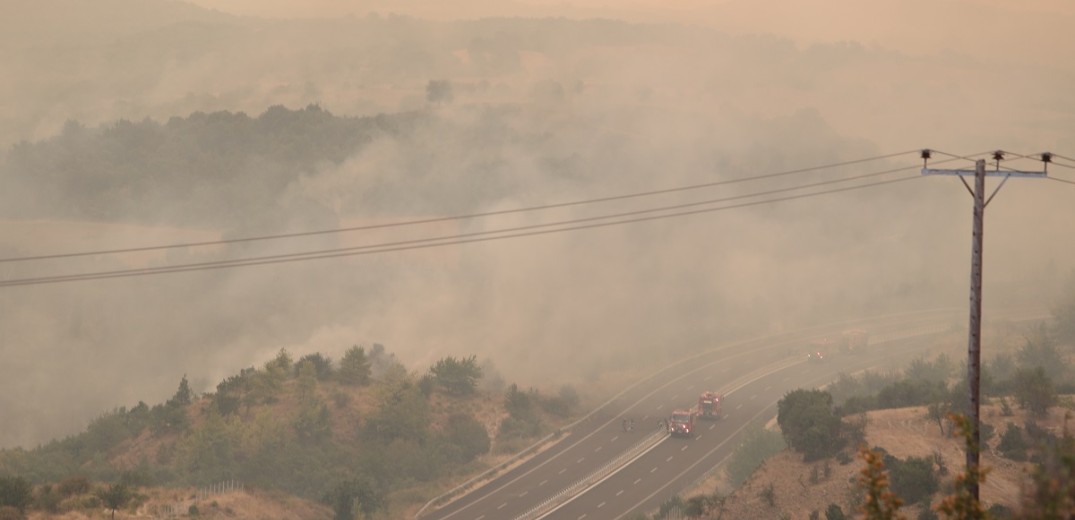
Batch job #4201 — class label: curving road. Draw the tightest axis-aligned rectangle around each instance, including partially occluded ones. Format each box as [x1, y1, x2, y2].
[420, 309, 980, 520]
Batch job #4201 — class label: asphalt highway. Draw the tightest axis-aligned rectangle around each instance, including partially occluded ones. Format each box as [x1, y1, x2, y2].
[421, 310, 964, 520]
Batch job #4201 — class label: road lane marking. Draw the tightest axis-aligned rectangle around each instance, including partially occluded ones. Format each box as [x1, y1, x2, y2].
[650, 467, 658, 473]
[559, 468, 566, 475]
[578, 515, 587, 520]
[598, 502, 606, 508]
[539, 480, 547, 486]
[617, 490, 624, 496]
[476, 516, 484, 520]
[736, 404, 743, 410]
[577, 457, 585, 464]
[666, 456, 674, 462]
[497, 503, 506, 510]
[611, 436, 618, 442]
[520, 491, 528, 497]
[709, 424, 716, 430]
[634, 478, 642, 485]
[681, 445, 689, 451]
[595, 446, 603, 452]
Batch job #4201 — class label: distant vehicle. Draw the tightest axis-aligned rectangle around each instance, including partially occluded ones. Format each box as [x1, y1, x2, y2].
[698, 391, 723, 420]
[668, 409, 696, 438]
[807, 351, 826, 362]
[842, 329, 870, 352]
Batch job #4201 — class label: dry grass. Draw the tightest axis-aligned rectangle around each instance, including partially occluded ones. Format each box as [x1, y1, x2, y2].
[709, 402, 1073, 519]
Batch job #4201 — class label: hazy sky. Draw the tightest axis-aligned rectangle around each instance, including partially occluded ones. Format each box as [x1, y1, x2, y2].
[1, 0, 1072, 448]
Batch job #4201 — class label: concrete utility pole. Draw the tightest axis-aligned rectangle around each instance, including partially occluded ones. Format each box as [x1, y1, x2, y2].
[921, 149, 1049, 501]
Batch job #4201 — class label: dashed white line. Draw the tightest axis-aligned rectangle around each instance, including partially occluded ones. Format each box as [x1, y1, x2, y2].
[497, 503, 507, 510]
[577, 457, 585, 464]
[709, 424, 716, 430]
[595, 446, 603, 452]
[666, 456, 674, 462]
[616, 490, 625, 497]
[681, 445, 689, 451]
[598, 501, 606, 508]
[736, 404, 744, 410]
[611, 436, 619, 442]
[539, 479, 548, 487]
[650, 466, 658, 473]
[634, 478, 642, 485]
[578, 515, 587, 520]
[520, 491, 528, 497]
[559, 468, 567, 475]
[476, 515, 484, 520]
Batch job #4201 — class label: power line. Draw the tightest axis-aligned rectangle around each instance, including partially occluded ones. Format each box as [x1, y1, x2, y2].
[0, 150, 921, 264]
[0, 169, 929, 287]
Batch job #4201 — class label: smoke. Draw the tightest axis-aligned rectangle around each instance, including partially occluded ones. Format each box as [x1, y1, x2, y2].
[0, 1, 1072, 448]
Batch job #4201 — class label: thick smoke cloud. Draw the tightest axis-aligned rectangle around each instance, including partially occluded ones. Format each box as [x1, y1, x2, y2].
[0, 0, 1072, 448]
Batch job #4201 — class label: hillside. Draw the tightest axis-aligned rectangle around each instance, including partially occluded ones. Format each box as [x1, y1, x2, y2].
[0, 347, 582, 519]
[707, 402, 1072, 519]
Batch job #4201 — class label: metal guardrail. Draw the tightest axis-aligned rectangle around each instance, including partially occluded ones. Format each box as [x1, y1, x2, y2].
[513, 429, 669, 520]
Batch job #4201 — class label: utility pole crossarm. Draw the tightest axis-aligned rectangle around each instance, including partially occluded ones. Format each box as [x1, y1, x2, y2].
[921, 168, 1047, 178]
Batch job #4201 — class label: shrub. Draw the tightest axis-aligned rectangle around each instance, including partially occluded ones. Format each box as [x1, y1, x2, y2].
[998, 424, 1028, 461]
[825, 503, 847, 520]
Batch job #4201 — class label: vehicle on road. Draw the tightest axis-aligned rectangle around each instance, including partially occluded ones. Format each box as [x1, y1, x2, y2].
[807, 350, 826, 362]
[842, 329, 869, 352]
[697, 391, 723, 420]
[668, 409, 696, 438]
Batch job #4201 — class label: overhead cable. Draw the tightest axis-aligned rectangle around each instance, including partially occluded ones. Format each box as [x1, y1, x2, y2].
[0, 150, 921, 264]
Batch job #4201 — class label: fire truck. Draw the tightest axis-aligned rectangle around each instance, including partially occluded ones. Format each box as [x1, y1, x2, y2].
[668, 409, 696, 438]
[698, 391, 723, 420]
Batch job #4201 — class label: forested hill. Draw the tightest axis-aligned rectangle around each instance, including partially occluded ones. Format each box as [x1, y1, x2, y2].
[0, 346, 580, 518]
[2, 106, 425, 229]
